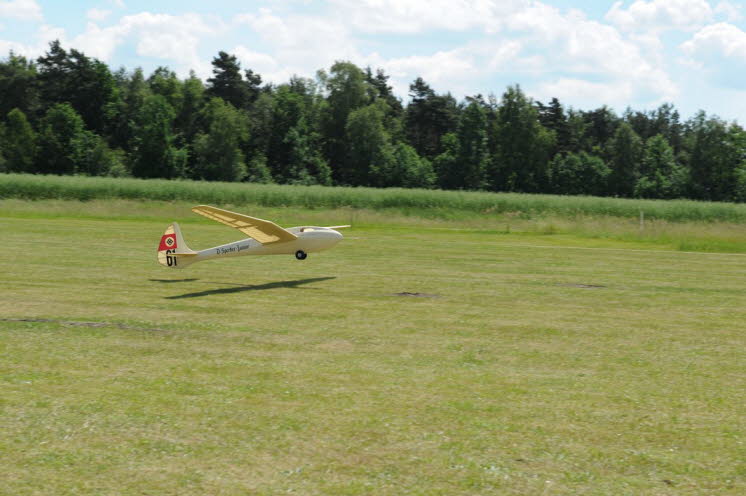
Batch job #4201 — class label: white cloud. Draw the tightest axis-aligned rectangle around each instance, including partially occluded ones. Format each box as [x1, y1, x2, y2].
[681, 22, 746, 60]
[377, 49, 480, 93]
[715, 1, 744, 22]
[235, 9, 357, 77]
[0, 23, 63, 58]
[228, 2, 680, 109]
[606, 0, 714, 32]
[507, 3, 677, 105]
[66, 12, 219, 77]
[232, 45, 290, 83]
[71, 22, 127, 61]
[326, 0, 524, 34]
[0, 0, 42, 21]
[536, 78, 636, 107]
[86, 8, 111, 22]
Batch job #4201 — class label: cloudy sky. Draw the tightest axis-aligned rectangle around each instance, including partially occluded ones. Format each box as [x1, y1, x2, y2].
[1, 0, 745, 123]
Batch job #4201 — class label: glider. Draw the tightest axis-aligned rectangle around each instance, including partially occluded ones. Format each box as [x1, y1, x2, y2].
[157, 205, 348, 269]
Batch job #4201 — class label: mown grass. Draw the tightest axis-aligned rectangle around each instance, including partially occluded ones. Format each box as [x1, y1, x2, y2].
[3, 173, 746, 223]
[1, 199, 744, 495]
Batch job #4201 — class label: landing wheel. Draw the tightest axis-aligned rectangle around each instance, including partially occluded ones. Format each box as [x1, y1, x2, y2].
[295, 250, 307, 260]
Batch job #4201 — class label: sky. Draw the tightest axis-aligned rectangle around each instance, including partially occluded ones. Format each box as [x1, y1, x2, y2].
[1, 0, 746, 123]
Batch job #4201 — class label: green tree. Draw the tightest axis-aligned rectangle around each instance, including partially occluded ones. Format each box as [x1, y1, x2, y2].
[549, 152, 610, 196]
[365, 67, 403, 118]
[71, 130, 124, 176]
[36, 41, 116, 135]
[583, 106, 618, 152]
[176, 71, 205, 147]
[109, 67, 150, 151]
[345, 101, 392, 186]
[453, 101, 489, 190]
[0, 52, 38, 118]
[321, 61, 369, 183]
[37, 103, 86, 174]
[283, 124, 332, 185]
[1, 108, 37, 173]
[433, 132, 460, 189]
[244, 69, 263, 106]
[192, 98, 248, 182]
[245, 154, 273, 184]
[206, 51, 250, 110]
[608, 123, 644, 196]
[405, 77, 459, 160]
[246, 92, 274, 164]
[130, 94, 186, 179]
[387, 142, 435, 188]
[733, 161, 746, 202]
[634, 135, 687, 199]
[491, 85, 554, 192]
[536, 97, 571, 156]
[148, 66, 183, 112]
[685, 113, 744, 201]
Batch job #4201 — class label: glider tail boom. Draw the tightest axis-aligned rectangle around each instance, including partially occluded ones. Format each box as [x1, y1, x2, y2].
[157, 222, 198, 269]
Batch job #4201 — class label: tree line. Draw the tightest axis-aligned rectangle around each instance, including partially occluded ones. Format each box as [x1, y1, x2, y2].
[1, 41, 746, 202]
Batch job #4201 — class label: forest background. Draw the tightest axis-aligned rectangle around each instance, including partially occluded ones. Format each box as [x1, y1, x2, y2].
[1, 41, 746, 202]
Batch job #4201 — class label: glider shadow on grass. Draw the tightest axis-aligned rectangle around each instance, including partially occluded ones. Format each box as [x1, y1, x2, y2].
[165, 276, 336, 299]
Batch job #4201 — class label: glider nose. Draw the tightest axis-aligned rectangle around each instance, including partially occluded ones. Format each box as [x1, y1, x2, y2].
[328, 230, 343, 246]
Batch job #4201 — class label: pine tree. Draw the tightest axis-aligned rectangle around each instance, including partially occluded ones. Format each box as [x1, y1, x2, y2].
[206, 51, 250, 110]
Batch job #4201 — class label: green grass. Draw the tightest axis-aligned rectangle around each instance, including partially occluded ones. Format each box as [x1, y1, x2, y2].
[1, 200, 745, 494]
[4, 172, 746, 222]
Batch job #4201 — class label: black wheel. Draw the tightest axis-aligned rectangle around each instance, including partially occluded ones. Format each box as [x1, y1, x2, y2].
[295, 250, 307, 260]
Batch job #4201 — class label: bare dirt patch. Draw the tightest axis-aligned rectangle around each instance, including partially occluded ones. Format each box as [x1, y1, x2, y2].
[391, 292, 441, 298]
[557, 283, 606, 289]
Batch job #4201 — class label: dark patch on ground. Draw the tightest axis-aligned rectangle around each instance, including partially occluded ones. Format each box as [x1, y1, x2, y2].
[392, 292, 441, 298]
[149, 278, 199, 283]
[166, 276, 336, 299]
[558, 283, 606, 289]
[0, 318, 166, 332]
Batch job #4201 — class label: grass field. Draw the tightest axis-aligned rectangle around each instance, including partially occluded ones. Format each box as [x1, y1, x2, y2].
[1, 199, 744, 495]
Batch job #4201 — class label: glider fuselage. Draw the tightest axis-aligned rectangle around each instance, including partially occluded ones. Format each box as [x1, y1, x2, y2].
[191, 227, 342, 263]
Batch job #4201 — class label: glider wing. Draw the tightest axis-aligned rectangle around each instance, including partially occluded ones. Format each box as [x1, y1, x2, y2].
[191, 205, 298, 245]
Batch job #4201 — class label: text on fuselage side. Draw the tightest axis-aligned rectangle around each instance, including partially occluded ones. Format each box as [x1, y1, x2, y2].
[217, 243, 251, 255]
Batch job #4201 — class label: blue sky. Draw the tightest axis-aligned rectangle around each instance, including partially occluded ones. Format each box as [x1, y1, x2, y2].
[1, 0, 746, 123]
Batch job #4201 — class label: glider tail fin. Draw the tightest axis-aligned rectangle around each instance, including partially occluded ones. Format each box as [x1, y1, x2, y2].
[157, 222, 198, 269]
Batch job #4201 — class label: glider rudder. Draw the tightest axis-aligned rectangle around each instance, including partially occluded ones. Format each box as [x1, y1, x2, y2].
[157, 222, 197, 269]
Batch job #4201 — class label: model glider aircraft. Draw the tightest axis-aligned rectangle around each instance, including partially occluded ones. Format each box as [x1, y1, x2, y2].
[157, 205, 348, 269]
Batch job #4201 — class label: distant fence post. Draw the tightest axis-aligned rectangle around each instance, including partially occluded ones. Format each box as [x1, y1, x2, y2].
[639, 210, 645, 232]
